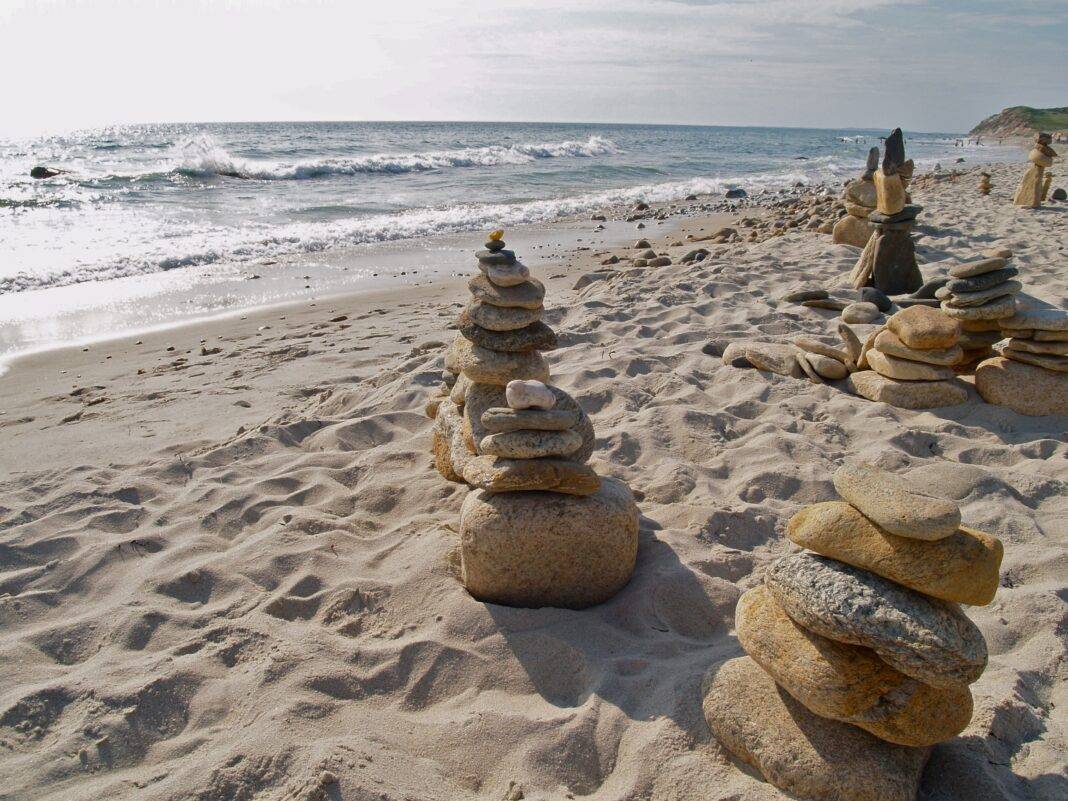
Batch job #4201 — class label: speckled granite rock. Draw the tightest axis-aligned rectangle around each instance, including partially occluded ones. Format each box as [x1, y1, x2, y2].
[447, 336, 549, 385]
[702, 656, 930, 801]
[459, 476, 639, 608]
[466, 299, 543, 332]
[832, 462, 961, 541]
[457, 310, 558, 352]
[975, 356, 1068, 416]
[481, 407, 579, 433]
[886, 305, 960, 349]
[873, 330, 963, 366]
[765, 553, 988, 688]
[479, 428, 583, 459]
[468, 273, 545, 309]
[848, 370, 968, 409]
[867, 349, 956, 381]
[461, 456, 600, 495]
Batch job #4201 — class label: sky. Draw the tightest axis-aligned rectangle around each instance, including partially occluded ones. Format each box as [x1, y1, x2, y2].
[1, 0, 1066, 137]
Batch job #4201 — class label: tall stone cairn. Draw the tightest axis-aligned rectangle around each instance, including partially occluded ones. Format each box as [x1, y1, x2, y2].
[703, 463, 1002, 801]
[978, 172, 992, 196]
[832, 147, 879, 248]
[426, 231, 639, 608]
[974, 306, 1068, 416]
[1013, 132, 1057, 208]
[849, 128, 922, 295]
[846, 305, 969, 409]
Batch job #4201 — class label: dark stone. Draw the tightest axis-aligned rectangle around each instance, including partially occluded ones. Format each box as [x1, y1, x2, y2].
[30, 166, 63, 179]
[860, 287, 892, 312]
[802, 298, 848, 311]
[871, 229, 923, 295]
[725, 188, 747, 198]
[785, 289, 830, 303]
[946, 267, 1019, 295]
[911, 276, 949, 299]
[476, 249, 516, 266]
[457, 311, 558, 352]
[1052, 188, 1067, 201]
[485, 239, 506, 252]
[882, 128, 905, 175]
[896, 297, 942, 308]
[863, 147, 879, 180]
[869, 205, 922, 225]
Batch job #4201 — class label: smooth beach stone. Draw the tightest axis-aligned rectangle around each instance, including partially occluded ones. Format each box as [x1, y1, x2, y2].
[449, 373, 470, 406]
[939, 294, 1016, 321]
[457, 311, 558, 353]
[998, 308, 1068, 332]
[481, 406, 580, 433]
[796, 353, 824, 385]
[807, 353, 849, 380]
[448, 337, 549, 386]
[484, 238, 506, 252]
[466, 300, 543, 332]
[788, 502, 1001, 604]
[943, 280, 1022, 308]
[721, 342, 751, 367]
[802, 298, 849, 311]
[833, 462, 961, 542]
[468, 274, 545, 310]
[476, 248, 516, 266]
[848, 370, 968, 409]
[794, 336, 850, 364]
[832, 214, 873, 248]
[962, 317, 1005, 332]
[837, 322, 863, 365]
[1034, 329, 1068, 342]
[874, 330, 963, 366]
[842, 301, 881, 324]
[975, 357, 1068, 416]
[432, 400, 472, 483]
[948, 257, 1008, 279]
[737, 586, 973, 746]
[983, 247, 1014, 260]
[482, 261, 531, 287]
[462, 382, 507, 449]
[765, 553, 989, 688]
[784, 289, 829, 303]
[461, 455, 600, 496]
[743, 342, 804, 377]
[945, 266, 1019, 295]
[886, 305, 960, 349]
[993, 342, 1068, 373]
[479, 428, 583, 459]
[868, 349, 956, 382]
[1006, 337, 1068, 356]
[895, 297, 941, 309]
[459, 477, 639, 609]
[702, 656, 930, 801]
[860, 286, 893, 312]
[506, 379, 556, 410]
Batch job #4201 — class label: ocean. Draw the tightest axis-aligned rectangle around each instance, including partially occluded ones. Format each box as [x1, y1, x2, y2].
[0, 121, 1011, 359]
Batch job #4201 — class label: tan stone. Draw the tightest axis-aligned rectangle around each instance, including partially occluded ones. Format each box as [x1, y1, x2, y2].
[874, 171, 907, 215]
[832, 462, 961, 541]
[1006, 337, 1068, 356]
[807, 352, 848, 380]
[737, 586, 974, 746]
[793, 336, 850, 363]
[1035, 330, 1068, 342]
[481, 407, 578, 433]
[468, 274, 544, 309]
[702, 657, 930, 801]
[461, 456, 600, 495]
[466, 300, 543, 331]
[848, 370, 968, 409]
[448, 336, 550, 386]
[886, 305, 960, 349]
[832, 215, 873, 248]
[994, 341, 1068, 373]
[999, 308, 1068, 332]
[788, 502, 1001, 604]
[975, 356, 1068, 415]
[874, 330, 963, 366]
[744, 342, 804, 377]
[459, 477, 639, 608]
[1013, 163, 1043, 207]
[479, 428, 583, 459]
[940, 294, 1016, 321]
[868, 349, 956, 381]
[949, 257, 1008, 279]
[432, 400, 472, 483]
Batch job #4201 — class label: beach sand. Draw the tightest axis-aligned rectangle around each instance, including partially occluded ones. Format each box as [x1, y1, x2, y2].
[0, 162, 1065, 801]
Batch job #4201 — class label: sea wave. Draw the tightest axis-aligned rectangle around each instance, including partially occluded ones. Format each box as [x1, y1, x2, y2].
[169, 133, 621, 180]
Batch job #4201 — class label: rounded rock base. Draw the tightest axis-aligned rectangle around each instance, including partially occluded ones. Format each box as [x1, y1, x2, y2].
[459, 476, 639, 609]
[975, 356, 1068, 416]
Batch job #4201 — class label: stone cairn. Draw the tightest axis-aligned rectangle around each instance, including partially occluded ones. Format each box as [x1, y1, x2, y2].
[935, 248, 1019, 366]
[832, 147, 879, 248]
[975, 306, 1068, 416]
[978, 172, 992, 196]
[1013, 132, 1057, 208]
[848, 129, 922, 295]
[703, 462, 1002, 801]
[426, 230, 639, 609]
[846, 305, 968, 409]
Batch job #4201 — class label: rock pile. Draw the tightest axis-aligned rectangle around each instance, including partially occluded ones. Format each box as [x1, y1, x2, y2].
[849, 128, 923, 295]
[703, 463, 1002, 801]
[427, 231, 639, 608]
[935, 248, 1019, 364]
[1013, 132, 1057, 208]
[978, 172, 992, 195]
[832, 148, 878, 248]
[975, 307, 1068, 416]
[847, 305, 968, 409]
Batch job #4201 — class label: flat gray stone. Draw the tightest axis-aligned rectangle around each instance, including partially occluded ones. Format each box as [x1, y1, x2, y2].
[457, 310, 557, 352]
[945, 266, 1018, 295]
[765, 553, 988, 688]
[447, 336, 549, 386]
[940, 295, 1016, 321]
[467, 300, 543, 331]
[481, 407, 580, 433]
[465, 384, 594, 462]
[942, 280, 1022, 308]
[468, 274, 545, 309]
[479, 428, 583, 459]
[998, 307, 1068, 332]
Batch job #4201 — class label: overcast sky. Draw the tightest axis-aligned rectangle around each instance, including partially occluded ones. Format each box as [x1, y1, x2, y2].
[2, 0, 1065, 137]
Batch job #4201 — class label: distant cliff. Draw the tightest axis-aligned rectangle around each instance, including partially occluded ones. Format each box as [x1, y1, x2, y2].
[969, 106, 1068, 139]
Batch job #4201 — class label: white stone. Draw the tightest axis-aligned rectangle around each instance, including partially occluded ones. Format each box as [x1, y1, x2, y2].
[506, 380, 556, 410]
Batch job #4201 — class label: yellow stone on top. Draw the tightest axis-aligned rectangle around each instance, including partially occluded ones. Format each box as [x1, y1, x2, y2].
[488, 229, 505, 241]
[874, 171, 907, 216]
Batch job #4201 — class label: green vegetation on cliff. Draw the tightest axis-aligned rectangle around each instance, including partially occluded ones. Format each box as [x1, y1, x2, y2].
[969, 106, 1068, 138]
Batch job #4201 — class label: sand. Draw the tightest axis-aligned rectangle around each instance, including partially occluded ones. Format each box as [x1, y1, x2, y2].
[0, 161, 1065, 801]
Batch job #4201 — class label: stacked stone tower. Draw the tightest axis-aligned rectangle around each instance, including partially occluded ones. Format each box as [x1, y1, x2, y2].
[703, 463, 1002, 801]
[427, 231, 639, 609]
[1013, 132, 1057, 208]
[975, 306, 1068, 416]
[832, 147, 879, 248]
[849, 129, 922, 295]
[936, 248, 1019, 365]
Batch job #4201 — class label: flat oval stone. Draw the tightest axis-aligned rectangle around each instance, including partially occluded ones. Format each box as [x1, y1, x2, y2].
[945, 266, 1018, 294]
[842, 301, 881, 324]
[466, 300, 543, 332]
[886, 305, 960, 349]
[468, 274, 545, 309]
[457, 311, 557, 352]
[874, 330, 963, 366]
[447, 337, 549, 386]
[975, 356, 1068, 415]
[475, 248, 516, 265]
[939, 294, 1016, 321]
[465, 384, 593, 461]
[765, 553, 988, 688]
[794, 335, 850, 363]
[481, 407, 579, 433]
[742, 342, 803, 377]
[943, 280, 1022, 308]
[1006, 337, 1068, 355]
[702, 656, 931, 801]
[833, 462, 961, 540]
[807, 353, 848, 380]
[948, 257, 1007, 278]
[867, 349, 956, 381]
[993, 341, 1068, 372]
[479, 428, 583, 459]
[848, 370, 968, 409]
[789, 501, 1001, 604]
[481, 261, 531, 287]
[737, 586, 973, 746]
[998, 307, 1068, 332]
[461, 456, 600, 495]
